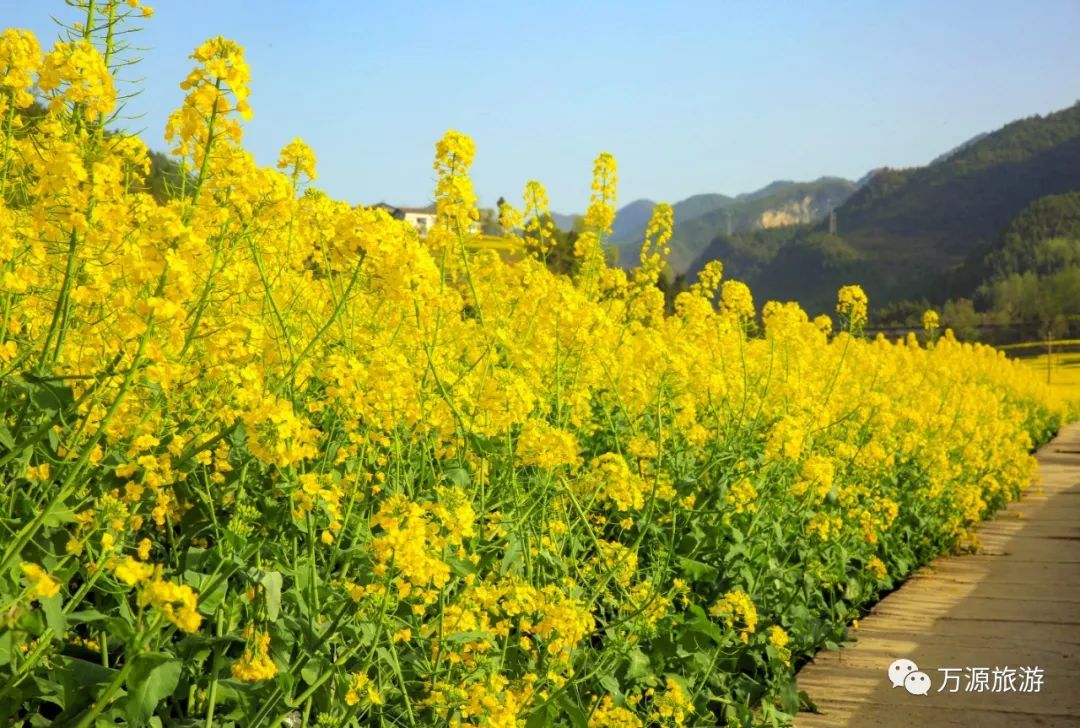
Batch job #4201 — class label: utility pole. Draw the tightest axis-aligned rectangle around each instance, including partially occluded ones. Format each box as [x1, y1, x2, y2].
[1047, 329, 1052, 384]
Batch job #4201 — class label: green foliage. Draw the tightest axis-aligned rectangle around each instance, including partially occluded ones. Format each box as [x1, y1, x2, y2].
[941, 298, 980, 341]
[656, 269, 689, 313]
[870, 298, 930, 327]
[523, 212, 582, 276]
[985, 269, 1080, 332]
[142, 151, 192, 203]
[985, 192, 1080, 277]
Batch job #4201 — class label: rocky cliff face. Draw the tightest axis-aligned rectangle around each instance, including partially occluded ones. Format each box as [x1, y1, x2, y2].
[759, 195, 830, 228]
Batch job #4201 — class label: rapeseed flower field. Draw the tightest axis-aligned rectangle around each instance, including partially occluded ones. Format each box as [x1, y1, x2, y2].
[0, 5, 1071, 727]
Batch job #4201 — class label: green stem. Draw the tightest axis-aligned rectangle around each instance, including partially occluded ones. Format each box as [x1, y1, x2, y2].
[73, 615, 162, 728]
[204, 609, 224, 728]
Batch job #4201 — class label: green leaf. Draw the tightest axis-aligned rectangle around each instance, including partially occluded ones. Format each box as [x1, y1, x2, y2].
[558, 693, 589, 728]
[104, 617, 135, 643]
[624, 649, 651, 681]
[295, 560, 315, 598]
[18, 608, 45, 637]
[778, 678, 799, 714]
[0, 630, 12, 667]
[445, 466, 471, 488]
[684, 616, 724, 644]
[229, 423, 247, 450]
[28, 675, 63, 711]
[126, 652, 181, 726]
[447, 554, 477, 578]
[42, 507, 77, 527]
[677, 557, 718, 582]
[500, 536, 523, 576]
[184, 570, 228, 614]
[525, 703, 554, 728]
[444, 630, 493, 644]
[260, 571, 282, 622]
[300, 656, 329, 686]
[58, 656, 117, 716]
[29, 381, 74, 413]
[598, 674, 621, 698]
[67, 609, 109, 625]
[799, 689, 821, 713]
[41, 594, 65, 635]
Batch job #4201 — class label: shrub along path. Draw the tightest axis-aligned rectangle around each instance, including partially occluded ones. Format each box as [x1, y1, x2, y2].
[795, 421, 1080, 727]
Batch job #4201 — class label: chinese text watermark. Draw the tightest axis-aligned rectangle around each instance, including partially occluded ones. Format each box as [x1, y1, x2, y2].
[888, 659, 1044, 696]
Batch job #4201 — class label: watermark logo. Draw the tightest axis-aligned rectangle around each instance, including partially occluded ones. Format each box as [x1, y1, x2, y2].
[888, 659, 930, 695]
[888, 659, 1044, 695]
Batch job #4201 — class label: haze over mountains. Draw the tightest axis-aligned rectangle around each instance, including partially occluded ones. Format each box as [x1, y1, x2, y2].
[551, 101, 1080, 315]
[551, 177, 858, 274]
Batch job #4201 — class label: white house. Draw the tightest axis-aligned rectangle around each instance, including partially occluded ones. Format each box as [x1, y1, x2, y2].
[399, 207, 439, 235]
[371, 203, 481, 236]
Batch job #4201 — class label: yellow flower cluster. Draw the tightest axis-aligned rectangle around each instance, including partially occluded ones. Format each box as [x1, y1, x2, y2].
[866, 555, 888, 580]
[370, 488, 476, 603]
[523, 180, 557, 254]
[768, 625, 792, 666]
[0, 29, 41, 111]
[576, 152, 618, 283]
[38, 39, 115, 119]
[836, 284, 869, 330]
[923, 308, 940, 334]
[650, 678, 694, 727]
[137, 577, 202, 633]
[724, 476, 759, 515]
[637, 201, 674, 290]
[112, 556, 154, 586]
[709, 589, 759, 643]
[20, 562, 60, 600]
[345, 671, 383, 707]
[231, 630, 277, 682]
[590, 694, 642, 728]
[277, 137, 317, 181]
[690, 260, 723, 300]
[515, 418, 582, 470]
[578, 452, 649, 512]
[166, 35, 250, 160]
[720, 280, 755, 321]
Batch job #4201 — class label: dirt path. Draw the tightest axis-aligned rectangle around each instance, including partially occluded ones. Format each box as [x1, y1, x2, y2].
[795, 421, 1080, 727]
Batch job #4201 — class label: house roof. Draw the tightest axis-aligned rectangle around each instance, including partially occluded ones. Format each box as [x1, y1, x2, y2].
[366, 202, 439, 217]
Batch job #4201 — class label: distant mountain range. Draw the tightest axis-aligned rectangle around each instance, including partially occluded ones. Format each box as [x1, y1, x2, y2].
[928, 132, 989, 166]
[552, 178, 857, 273]
[551, 101, 1080, 314]
[725, 101, 1080, 313]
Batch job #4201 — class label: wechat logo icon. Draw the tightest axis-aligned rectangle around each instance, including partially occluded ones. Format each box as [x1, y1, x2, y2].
[889, 658, 930, 695]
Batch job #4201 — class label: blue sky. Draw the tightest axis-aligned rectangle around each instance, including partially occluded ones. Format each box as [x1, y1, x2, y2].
[6, 1, 1080, 213]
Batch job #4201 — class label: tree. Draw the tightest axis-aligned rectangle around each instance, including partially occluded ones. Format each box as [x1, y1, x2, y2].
[478, 207, 501, 236]
[520, 212, 579, 276]
[942, 298, 980, 340]
[656, 270, 690, 313]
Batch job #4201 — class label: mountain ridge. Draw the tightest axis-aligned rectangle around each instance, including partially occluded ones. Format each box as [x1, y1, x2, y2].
[686, 101, 1080, 313]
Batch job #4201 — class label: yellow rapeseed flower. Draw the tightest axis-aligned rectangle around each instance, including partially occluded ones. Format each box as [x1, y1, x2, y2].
[20, 562, 60, 599]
